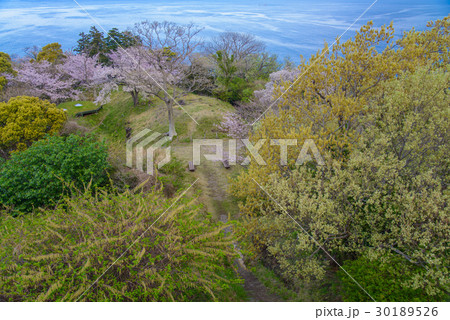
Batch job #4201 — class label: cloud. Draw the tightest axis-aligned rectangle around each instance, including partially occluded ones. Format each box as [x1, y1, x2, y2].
[0, 0, 448, 61]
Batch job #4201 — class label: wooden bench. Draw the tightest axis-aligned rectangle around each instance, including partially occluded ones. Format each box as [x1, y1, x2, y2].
[125, 127, 132, 139]
[222, 159, 230, 169]
[188, 161, 195, 172]
[75, 105, 103, 118]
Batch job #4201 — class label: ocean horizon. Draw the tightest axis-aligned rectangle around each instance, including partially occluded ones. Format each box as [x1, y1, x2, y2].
[0, 0, 449, 61]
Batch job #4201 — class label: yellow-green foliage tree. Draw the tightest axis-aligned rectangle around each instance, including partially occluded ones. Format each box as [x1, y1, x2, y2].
[231, 18, 449, 218]
[36, 42, 66, 63]
[230, 17, 449, 300]
[397, 16, 450, 69]
[254, 67, 449, 299]
[0, 96, 66, 156]
[0, 52, 16, 93]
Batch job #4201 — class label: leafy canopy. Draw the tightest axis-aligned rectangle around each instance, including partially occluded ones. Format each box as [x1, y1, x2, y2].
[0, 134, 110, 212]
[75, 26, 139, 65]
[0, 96, 66, 155]
[232, 17, 449, 219]
[36, 42, 66, 63]
[0, 52, 16, 93]
[337, 255, 444, 302]
[259, 67, 448, 298]
[230, 17, 449, 301]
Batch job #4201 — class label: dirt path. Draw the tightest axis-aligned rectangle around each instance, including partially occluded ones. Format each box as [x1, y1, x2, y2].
[172, 144, 281, 302]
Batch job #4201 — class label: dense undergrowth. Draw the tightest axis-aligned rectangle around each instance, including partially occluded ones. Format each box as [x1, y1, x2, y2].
[0, 187, 242, 301]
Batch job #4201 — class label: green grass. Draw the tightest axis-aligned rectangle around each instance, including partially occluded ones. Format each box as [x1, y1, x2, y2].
[57, 89, 237, 188]
[58, 100, 97, 118]
[191, 116, 227, 139]
[248, 262, 342, 301]
[59, 89, 235, 144]
[249, 263, 304, 301]
[152, 114, 191, 140]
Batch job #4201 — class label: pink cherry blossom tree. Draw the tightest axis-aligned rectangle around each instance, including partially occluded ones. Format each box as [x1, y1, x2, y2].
[253, 68, 300, 108]
[97, 22, 211, 138]
[60, 53, 112, 101]
[216, 111, 249, 139]
[107, 46, 152, 107]
[216, 68, 300, 139]
[132, 21, 207, 138]
[15, 60, 79, 103]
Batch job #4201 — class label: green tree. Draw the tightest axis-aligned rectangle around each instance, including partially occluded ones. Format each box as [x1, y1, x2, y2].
[0, 52, 16, 93]
[75, 26, 104, 55]
[0, 96, 66, 156]
[213, 50, 253, 103]
[338, 255, 446, 302]
[208, 32, 281, 103]
[36, 43, 66, 63]
[231, 17, 449, 301]
[214, 50, 237, 87]
[105, 28, 139, 51]
[75, 26, 138, 65]
[245, 52, 281, 80]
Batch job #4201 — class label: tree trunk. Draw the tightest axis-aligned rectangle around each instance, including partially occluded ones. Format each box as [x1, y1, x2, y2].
[131, 89, 139, 107]
[167, 101, 177, 138]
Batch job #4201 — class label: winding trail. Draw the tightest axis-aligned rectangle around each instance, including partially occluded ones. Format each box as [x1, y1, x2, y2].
[172, 144, 281, 302]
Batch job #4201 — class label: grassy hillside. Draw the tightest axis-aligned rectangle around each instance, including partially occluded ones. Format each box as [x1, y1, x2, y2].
[58, 89, 242, 218]
[58, 89, 234, 143]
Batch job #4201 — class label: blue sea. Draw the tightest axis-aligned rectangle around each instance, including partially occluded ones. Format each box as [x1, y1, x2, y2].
[0, 0, 448, 61]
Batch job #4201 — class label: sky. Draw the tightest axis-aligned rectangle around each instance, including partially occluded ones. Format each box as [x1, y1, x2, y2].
[0, 0, 448, 61]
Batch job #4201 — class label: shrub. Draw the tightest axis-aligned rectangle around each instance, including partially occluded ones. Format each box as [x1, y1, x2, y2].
[0, 134, 109, 212]
[157, 157, 186, 193]
[232, 66, 449, 299]
[337, 255, 446, 302]
[0, 189, 239, 301]
[214, 77, 252, 104]
[59, 120, 89, 137]
[0, 96, 66, 156]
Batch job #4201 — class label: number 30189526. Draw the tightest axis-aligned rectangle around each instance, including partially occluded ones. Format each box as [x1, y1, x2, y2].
[376, 307, 438, 317]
